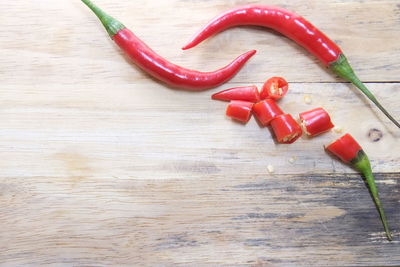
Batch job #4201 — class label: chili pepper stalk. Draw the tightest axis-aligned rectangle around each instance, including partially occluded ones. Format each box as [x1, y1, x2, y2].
[326, 134, 392, 241]
[330, 55, 399, 129]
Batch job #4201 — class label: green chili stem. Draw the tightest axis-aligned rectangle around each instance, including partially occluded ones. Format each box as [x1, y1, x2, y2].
[331, 54, 400, 129]
[353, 151, 392, 241]
[81, 0, 125, 38]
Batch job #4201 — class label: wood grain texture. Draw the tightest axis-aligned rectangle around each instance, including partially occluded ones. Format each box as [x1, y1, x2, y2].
[0, 0, 400, 266]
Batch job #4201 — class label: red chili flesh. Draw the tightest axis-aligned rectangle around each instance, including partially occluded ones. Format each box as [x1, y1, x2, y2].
[260, 77, 288, 100]
[270, 114, 302, 144]
[253, 99, 283, 126]
[82, 0, 256, 91]
[212, 85, 260, 103]
[182, 5, 341, 65]
[299, 107, 334, 137]
[182, 5, 400, 128]
[325, 133, 362, 163]
[226, 101, 254, 123]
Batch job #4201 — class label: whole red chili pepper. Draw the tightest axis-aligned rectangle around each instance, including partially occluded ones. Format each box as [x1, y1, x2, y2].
[212, 85, 260, 103]
[226, 100, 254, 123]
[326, 134, 392, 241]
[253, 99, 284, 126]
[81, 0, 256, 90]
[270, 114, 302, 144]
[260, 77, 288, 100]
[299, 107, 334, 137]
[182, 5, 399, 127]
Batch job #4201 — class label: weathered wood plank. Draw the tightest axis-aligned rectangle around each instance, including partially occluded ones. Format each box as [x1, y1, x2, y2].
[0, 173, 399, 266]
[1, 0, 400, 266]
[0, 83, 398, 179]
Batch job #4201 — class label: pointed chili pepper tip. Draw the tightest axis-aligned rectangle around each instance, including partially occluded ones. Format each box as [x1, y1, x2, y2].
[81, 0, 125, 38]
[330, 54, 400, 129]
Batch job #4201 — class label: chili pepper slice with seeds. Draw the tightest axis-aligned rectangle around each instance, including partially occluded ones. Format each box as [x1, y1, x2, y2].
[299, 107, 334, 137]
[212, 85, 260, 103]
[81, 0, 255, 90]
[226, 101, 254, 123]
[270, 114, 302, 144]
[253, 99, 284, 126]
[182, 5, 399, 127]
[325, 133, 392, 241]
[260, 77, 288, 100]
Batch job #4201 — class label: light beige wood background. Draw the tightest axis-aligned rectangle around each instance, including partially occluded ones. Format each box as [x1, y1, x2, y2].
[1, 0, 399, 266]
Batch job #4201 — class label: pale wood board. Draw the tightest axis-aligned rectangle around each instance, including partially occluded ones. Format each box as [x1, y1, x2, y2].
[0, 0, 400, 266]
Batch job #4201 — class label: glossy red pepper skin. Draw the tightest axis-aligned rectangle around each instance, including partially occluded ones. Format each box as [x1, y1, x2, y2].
[183, 5, 341, 64]
[253, 99, 283, 126]
[226, 101, 254, 123]
[299, 107, 334, 137]
[182, 5, 400, 128]
[260, 77, 289, 100]
[81, 0, 256, 91]
[212, 85, 260, 103]
[270, 114, 302, 144]
[326, 134, 392, 241]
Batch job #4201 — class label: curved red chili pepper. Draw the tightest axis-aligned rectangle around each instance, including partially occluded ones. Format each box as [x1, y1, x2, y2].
[81, 0, 256, 91]
[326, 134, 392, 241]
[182, 5, 399, 128]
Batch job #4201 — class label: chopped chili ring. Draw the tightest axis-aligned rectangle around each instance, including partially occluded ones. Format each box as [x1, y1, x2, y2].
[260, 77, 288, 100]
[212, 85, 260, 103]
[253, 99, 284, 126]
[299, 107, 334, 137]
[226, 100, 254, 123]
[270, 114, 302, 144]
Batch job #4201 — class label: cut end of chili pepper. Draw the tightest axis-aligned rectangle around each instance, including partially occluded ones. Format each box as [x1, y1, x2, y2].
[82, 0, 126, 38]
[252, 99, 284, 126]
[299, 107, 334, 137]
[270, 114, 302, 144]
[260, 77, 288, 100]
[330, 54, 400, 129]
[212, 85, 260, 103]
[226, 100, 254, 123]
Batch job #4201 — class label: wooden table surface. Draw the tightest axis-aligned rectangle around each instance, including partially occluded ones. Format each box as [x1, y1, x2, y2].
[1, 0, 399, 266]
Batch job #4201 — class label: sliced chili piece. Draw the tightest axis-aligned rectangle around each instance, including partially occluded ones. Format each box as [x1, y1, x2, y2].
[270, 114, 302, 144]
[226, 100, 254, 123]
[253, 99, 284, 126]
[299, 107, 334, 137]
[260, 77, 288, 100]
[325, 134, 392, 241]
[212, 85, 260, 103]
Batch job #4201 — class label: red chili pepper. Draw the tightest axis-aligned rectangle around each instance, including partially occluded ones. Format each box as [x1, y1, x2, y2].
[270, 114, 302, 144]
[299, 107, 334, 137]
[260, 77, 288, 100]
[212, 85, 260, 103]
[81, 0, 256, 91]
[253, 99, 283, 126]
[226, 101, 254, 123]
[326, 134, 392, 241]
[182, 5, 399, 127]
